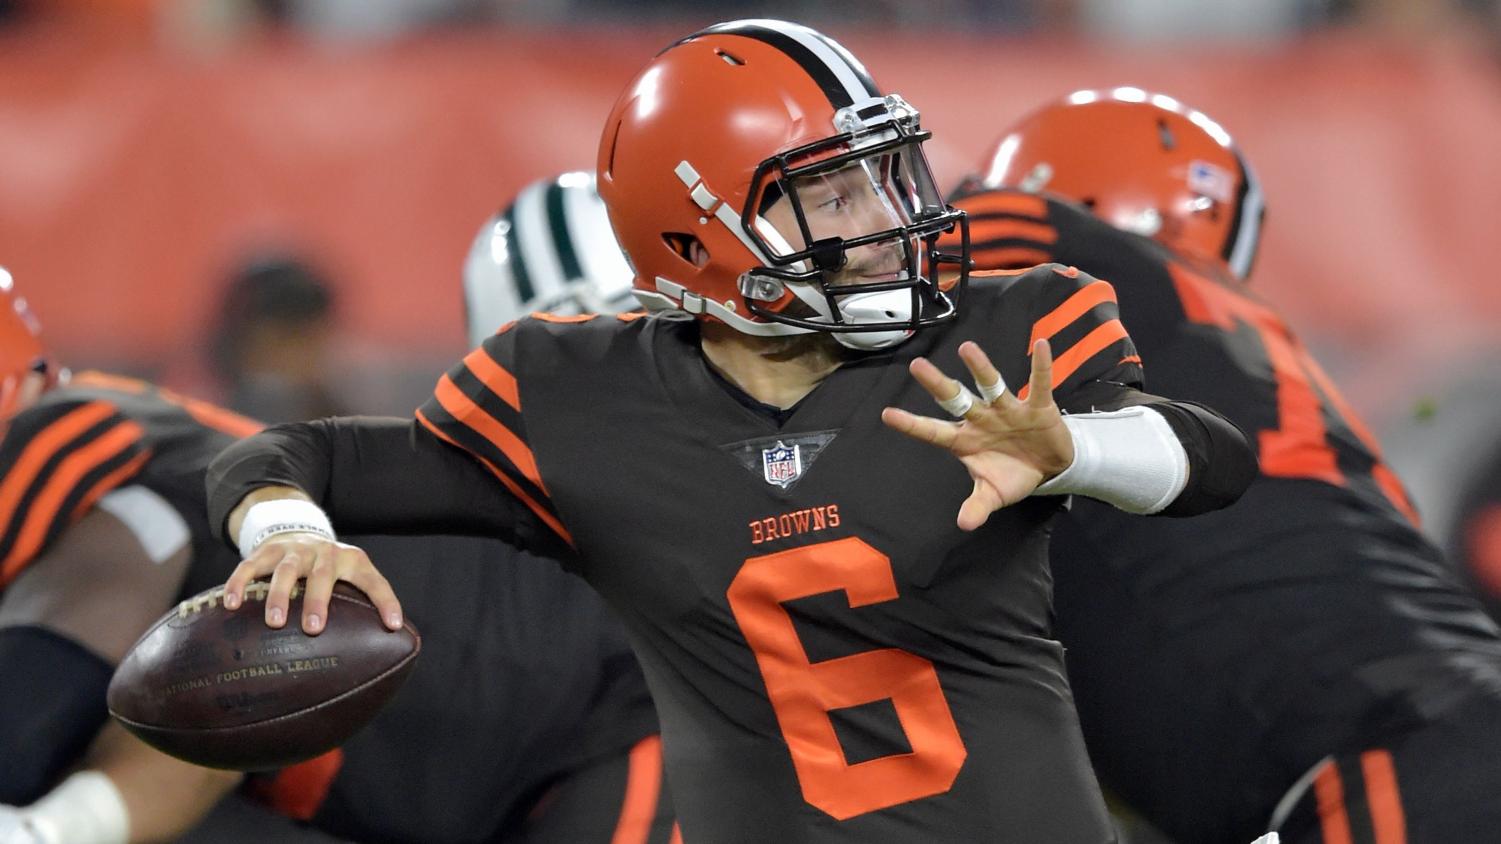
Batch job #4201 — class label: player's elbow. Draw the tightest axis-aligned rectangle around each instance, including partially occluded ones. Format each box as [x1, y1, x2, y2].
[1155, 400, 1258, 517]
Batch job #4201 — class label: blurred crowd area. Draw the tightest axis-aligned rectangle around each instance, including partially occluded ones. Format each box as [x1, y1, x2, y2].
[1, 0, 1499, 591]
[1, 0, 1500, 40]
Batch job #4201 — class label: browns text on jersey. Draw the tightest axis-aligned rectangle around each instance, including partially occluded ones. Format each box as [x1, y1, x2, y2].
[748, 503, 841, 545]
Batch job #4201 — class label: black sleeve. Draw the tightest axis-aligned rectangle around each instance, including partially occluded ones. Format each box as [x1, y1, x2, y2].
[1149, 400, 1258, 517]
[1065, 382, 1258, 517]
[205, 415, 543, 551]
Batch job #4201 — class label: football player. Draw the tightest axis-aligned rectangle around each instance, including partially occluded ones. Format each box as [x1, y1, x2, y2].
[206, 20, 1257, 843]
[947, 89, 1501, 843]
[0, 267, 255, 843]
[463, 170, 638, 336]
[0, 220, 673, 843]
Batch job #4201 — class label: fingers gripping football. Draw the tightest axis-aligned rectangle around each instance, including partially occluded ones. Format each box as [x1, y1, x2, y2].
[881, 339, 1075, 531]
[223, 534, 402, 634]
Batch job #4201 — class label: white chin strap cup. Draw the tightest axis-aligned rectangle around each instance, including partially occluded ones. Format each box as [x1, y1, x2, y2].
[831, 288, 915, 351]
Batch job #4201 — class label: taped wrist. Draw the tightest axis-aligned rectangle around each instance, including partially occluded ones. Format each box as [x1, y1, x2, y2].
[1034, 406, 1189, 514]
[0, 626, 111, 804]
[235, 499, 336, 558]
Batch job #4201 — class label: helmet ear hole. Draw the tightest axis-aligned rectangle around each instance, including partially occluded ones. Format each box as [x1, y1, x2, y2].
[662, 232, 710, 268]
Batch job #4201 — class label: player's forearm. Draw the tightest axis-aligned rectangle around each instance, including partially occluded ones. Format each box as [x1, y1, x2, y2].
[206, 418, 347, 543]
[1044, 384, 1255, 516]
[207, 416, 520, 546]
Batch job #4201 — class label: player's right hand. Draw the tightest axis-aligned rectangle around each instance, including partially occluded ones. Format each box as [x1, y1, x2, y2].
[882, 338, 1073, 530]
[222, 533, 403, 636]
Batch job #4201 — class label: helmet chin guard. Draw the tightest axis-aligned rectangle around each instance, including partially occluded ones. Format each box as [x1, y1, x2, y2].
[825, 289, 920, 350]
[735, 95, 969, 346]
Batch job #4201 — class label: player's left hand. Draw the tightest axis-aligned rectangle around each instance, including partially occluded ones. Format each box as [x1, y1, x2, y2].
[881, 339, 1074, 531]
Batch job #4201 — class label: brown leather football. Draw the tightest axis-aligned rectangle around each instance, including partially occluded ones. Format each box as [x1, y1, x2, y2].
[107, 580, 420, 770]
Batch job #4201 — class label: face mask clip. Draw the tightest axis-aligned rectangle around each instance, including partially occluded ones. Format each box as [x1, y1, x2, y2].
[737, 274, 785, 303]
[808, 237, 847, 272]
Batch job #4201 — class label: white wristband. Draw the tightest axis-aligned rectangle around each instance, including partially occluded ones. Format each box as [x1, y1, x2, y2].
[1033, 406, 1189, 514]
[236, 498, 336, 557]
[21, 771, 129, 844]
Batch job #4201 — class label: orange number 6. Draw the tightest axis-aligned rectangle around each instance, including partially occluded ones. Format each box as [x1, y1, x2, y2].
[726, 536, 967, 820]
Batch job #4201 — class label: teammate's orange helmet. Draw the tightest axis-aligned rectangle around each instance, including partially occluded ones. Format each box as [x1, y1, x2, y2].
[597, 19, 968, 350]
[0, 268, 53, 420]
[966, 88, 1264, 280]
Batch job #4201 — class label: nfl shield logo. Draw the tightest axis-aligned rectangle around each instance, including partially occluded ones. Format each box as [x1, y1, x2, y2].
[761, 441, 802, 488]
[1187, 159, 1234, 203]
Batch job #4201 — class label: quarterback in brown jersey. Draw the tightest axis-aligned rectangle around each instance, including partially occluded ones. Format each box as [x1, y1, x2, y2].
[949, 89, 1501, 844]
[207, 21, 1256, 843]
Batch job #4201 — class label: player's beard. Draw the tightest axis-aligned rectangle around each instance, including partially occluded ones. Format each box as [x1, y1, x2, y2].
[755, 294, 857, 364]
[757, 330, 849, 366]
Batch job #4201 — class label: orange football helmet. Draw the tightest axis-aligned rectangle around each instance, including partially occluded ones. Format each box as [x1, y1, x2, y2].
[966, 88, 1264, 280]
[0, 268, 54, 420]
[597, 19, 968, 350]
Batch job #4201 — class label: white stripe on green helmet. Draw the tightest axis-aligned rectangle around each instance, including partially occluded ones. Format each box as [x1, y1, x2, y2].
[463, 171, 637, 347]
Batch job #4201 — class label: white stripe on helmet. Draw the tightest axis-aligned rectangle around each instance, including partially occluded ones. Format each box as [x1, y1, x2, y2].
[735, 19, 877, 107]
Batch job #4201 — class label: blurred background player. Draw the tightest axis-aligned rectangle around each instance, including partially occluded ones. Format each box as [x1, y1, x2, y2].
[946, 89, 1501, 844]
[463, 171, 638, 336]
[0, 176, 673, 844]
[207, 255, 349, 424]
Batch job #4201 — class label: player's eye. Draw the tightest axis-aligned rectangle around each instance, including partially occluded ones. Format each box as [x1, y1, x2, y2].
[815, 193, 849, 212]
